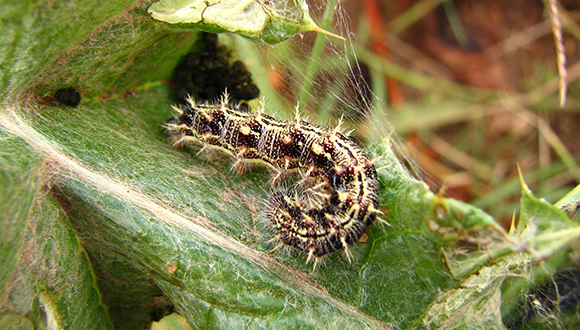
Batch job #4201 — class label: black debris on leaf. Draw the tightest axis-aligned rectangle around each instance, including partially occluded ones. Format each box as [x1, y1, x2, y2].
[173, 33, 260, 105]
[507, 267, 580, 329]
[55, 87, 81, 107]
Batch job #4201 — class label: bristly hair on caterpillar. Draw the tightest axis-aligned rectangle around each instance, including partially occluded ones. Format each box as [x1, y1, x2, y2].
[165, 92, 381, 267]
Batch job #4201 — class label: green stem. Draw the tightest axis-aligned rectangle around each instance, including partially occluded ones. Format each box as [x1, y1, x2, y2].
[298, 0, 339, 108]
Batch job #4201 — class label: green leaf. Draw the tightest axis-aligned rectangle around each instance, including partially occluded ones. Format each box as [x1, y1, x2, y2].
[516, 180, 580, 258]
[423, 179, 580, 329]
[0, 134, 112, 329]
[1, 87, 512, 328]
[554, 183, 580, 221]
[2, 88, 395, 328]
[499, 181, 580, 328]
[0, 131, 43, 298]
[0, 0, 197, 101]
[147, 0, 341, 44]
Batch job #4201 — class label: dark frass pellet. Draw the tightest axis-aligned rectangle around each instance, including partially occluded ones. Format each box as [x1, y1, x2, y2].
[55, 87, 81, 107]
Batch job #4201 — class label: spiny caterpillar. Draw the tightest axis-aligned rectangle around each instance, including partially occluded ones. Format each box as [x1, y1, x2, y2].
[165, 93, 381, 265]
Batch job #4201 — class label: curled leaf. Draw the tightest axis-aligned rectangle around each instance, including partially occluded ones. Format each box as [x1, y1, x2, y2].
[147, 0, 341, 44]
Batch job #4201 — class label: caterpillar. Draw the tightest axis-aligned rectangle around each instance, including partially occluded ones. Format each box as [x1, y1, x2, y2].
[165, 93, 381, 264]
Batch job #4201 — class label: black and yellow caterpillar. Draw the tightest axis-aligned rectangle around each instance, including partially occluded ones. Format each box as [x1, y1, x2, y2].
[165, 94, 380, 264]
